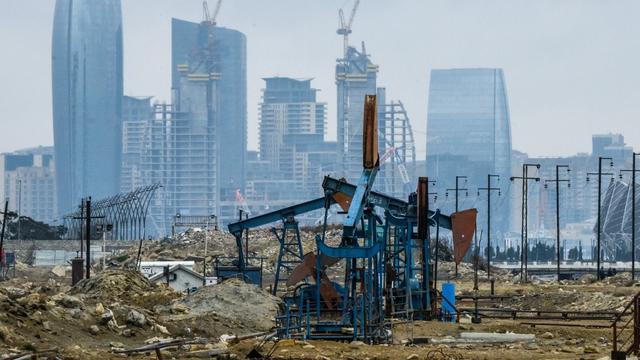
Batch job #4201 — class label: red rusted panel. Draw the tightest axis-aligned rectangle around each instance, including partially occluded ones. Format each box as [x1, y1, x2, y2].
[451, 208, 478, 264]
[362, 95, 379, 169]
[417, 177, 428, 239]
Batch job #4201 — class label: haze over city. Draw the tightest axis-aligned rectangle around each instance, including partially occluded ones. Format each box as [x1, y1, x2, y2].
[2, 1, 640, 358]
[2, 0, 640, 157]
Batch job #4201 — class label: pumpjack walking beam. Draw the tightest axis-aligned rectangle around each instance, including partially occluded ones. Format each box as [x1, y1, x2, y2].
[227, 196, 336, 283]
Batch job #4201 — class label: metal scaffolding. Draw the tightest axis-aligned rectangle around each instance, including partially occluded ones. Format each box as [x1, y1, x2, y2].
[63, 184, 161, 241]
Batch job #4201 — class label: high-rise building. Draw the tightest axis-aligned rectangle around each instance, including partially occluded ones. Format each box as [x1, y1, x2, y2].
[121, 96, 154, 193]
[259, 77, 328, 193]
[0, 148, 57, 224]
[171, 18, 247, 205]
[52, 0, 123, 214]
[426, 68, 512, 238]
[336, 44, 379, 182]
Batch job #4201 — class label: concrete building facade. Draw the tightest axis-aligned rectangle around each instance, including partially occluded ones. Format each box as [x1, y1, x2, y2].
[0, 148, 57, 224]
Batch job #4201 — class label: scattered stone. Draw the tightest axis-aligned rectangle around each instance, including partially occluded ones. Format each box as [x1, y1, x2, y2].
[42, 321, 51, 331]
[154, 324, 170, 335]
[122, 328, 134, 337]
[95, 302, 105, 315]
[302, 344, 315, 349]
[584, 345, 599, 354]
[109, 341, 125, 348]
[406, 354, 420, 360]
[170, 303, 188, 314]
[89, 325, 100, 335]
[540, 332, 554, 339]
[349, 340, 366, 347]
[100, 309, 114, 324]
[126, 309, 147, 327]
[59, 295, 83, 309]
[50, 265, 66, 277]
[4, 287, 28, 299]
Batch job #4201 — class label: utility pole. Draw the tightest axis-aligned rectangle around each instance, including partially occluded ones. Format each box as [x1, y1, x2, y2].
[545, 165, 570, 283]
[424, 179, 438, 289]
[203, 214, 216, 286]
[17, 179, 21, 244]
[478, 174, 500, 279]
[587, 157, 614, 280]
[447, 175, 467, 277]
[85, 198, 91, 279]
[73, 197, 104, 280]
[511, 163, 540, 282]
[620, 152, 639, 281]
[0, 200, 16, 264]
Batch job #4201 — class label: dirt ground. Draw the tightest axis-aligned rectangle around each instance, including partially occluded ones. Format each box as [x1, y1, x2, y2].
[0, 230, 637, 359]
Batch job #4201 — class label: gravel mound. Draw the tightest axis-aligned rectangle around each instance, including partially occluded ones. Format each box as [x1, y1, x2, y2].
[180, 278, 282, 332]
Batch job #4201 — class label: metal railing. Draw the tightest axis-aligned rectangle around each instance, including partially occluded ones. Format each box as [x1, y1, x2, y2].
[611, 292, 640, 357]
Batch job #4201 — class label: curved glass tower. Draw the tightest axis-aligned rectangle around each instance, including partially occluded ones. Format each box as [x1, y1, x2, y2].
[426, 68, 512, 236]
[52, 0, 123, 214]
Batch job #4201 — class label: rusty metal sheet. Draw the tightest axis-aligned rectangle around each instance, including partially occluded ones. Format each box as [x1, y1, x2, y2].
[362, 94, 379, 169]
[287, 252, 340, 310]
[451, 208, 477, 265]
[287, 252, 317, 286]
[332, 192, 352, 212]
[287, 252, 340, 286]
[417, 177, 428, 239]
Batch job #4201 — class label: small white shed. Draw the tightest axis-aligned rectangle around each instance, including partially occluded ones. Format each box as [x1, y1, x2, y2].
[149, 264, 204, 293]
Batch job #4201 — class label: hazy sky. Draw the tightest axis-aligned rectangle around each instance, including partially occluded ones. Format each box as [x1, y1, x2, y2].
[1, 0, 639, 159]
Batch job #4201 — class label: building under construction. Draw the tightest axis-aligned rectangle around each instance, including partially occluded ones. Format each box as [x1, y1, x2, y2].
[335, 1, 416, 200]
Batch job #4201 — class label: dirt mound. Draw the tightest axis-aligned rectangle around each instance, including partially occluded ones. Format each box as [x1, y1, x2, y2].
[69, 269, 178, 307]
[168, 278, 282, 336]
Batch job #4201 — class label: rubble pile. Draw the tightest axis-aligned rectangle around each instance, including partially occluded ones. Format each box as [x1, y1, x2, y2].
[109, 227, 342, 277]
[69, 269, 177, 308]
[163, 278, 282, 338]
[505, 288, 632, 312]
[438, 261, 514, 283]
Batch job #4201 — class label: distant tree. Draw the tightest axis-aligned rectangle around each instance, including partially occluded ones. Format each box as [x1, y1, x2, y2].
[5, 216, 65, 240]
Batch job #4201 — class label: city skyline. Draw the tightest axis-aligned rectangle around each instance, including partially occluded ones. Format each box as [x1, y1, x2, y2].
[2, 0, 640, 159]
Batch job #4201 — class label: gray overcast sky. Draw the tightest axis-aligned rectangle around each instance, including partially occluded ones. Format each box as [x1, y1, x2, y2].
[1, 0, 639, 159]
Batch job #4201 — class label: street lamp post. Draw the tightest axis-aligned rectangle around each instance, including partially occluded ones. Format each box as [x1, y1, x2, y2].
[511, 163, 540, 282]
[620, 152, 639, 281]
[544, 165, 570, 283]
[447, 175, 467, 277]
[478, 174, 500, 279]
[587, 156, 614, 280]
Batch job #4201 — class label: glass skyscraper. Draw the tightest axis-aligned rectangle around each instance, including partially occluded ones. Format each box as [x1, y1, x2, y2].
[52, 0, 123, 214]
[426, 68, 512, 237]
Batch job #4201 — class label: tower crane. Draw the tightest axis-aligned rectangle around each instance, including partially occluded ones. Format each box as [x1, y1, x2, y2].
[201, 0, 222, 72]
[337, 0, 360, 59]
[202, 0, 222, 26]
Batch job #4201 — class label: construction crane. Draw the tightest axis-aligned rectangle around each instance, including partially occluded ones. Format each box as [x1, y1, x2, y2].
[200, 0, 222, 72]
[337, 0, 360, 59]
[202, 0, 222, 26]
